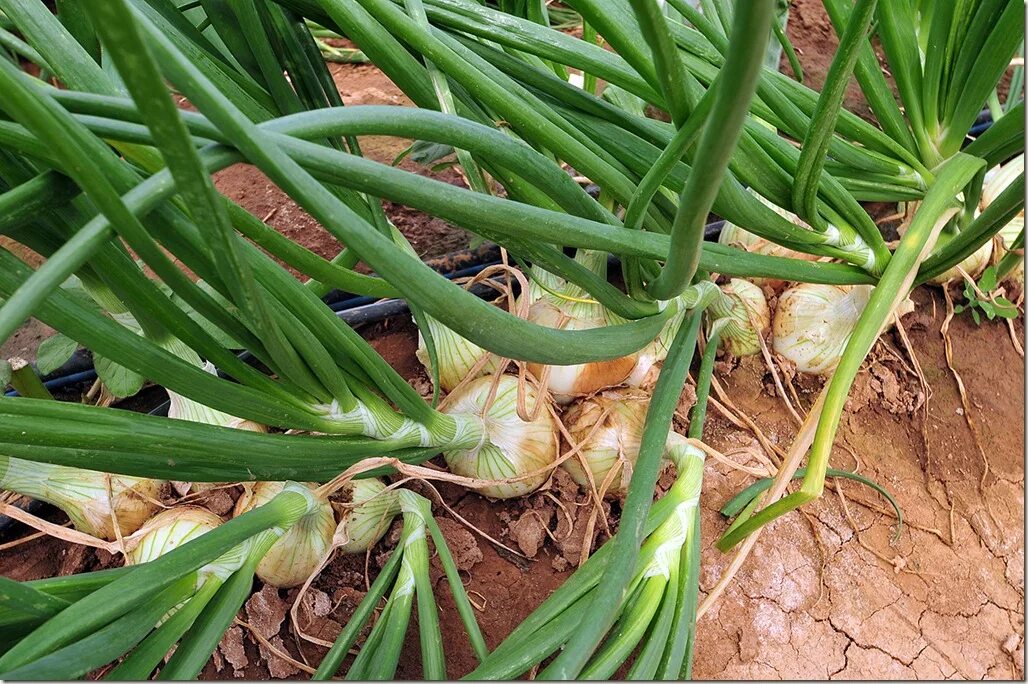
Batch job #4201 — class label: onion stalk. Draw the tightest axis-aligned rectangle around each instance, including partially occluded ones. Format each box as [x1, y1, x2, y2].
[718, 193, 821, 288]
[465, 434, 708, 679]
[314, 488, 487, 679]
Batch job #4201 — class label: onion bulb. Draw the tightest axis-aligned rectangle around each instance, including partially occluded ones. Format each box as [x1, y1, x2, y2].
[525, 297, 636, 403]
[982, 155, 1025, 289]
[706, 279, 771, 357]
[335, 477, 400, 554]
[126, 506, 223, 566]
[771, 283, 909, 375]
[522, 259, 637, 404]
[926, 233, 994, 285]
[561, 390, 648, 496]
[442, 375, 558, 498]
[0, 456, 161, 539]
[234, 482, 335, 588]
[415, 315, 500, 392]
[626, 303, 687, 389]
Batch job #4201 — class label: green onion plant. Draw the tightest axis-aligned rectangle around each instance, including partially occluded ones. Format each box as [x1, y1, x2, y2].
[0, 0, 1022, 678]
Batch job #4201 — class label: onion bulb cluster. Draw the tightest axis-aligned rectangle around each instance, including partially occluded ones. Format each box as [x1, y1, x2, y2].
[442, 375, 559, 498]
[234, 482, 335, 588]
[0, 456, 161, 539]
[561, 389, 648, 497]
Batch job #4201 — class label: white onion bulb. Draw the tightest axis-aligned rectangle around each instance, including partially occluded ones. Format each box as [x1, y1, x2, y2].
[626, 303, 687, 389]
[415, 315, 500, 392]
[982, 155, 1025, 289]
[0, 456, 161, 540]
[126, 506, 222, 565]
[524, 297, 637, 404]
[561, 390, 648, 497]
[442, 375, 558, 498]
[772, 284, 875, 375]
[335, 477, 400, 554]
[234, 482, 335, 588]
[927, 235, 994, 285]
[706, 279, 771, 357]
[520, 258, 638, 404]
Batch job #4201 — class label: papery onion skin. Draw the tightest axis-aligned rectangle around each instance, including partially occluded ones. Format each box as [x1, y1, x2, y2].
[0, 456, 162, 540]
[772, 284, 872, 375]
[416, 315, 500, 392]
[561, 390, 649, 497]
[126, 506, 223, 566]
[525, 298, 637, 404]
[335, 477, 400, 554]
[707, 279, 771, 358]
[442, 375, 559, 498]
[234, 482, 335, 588]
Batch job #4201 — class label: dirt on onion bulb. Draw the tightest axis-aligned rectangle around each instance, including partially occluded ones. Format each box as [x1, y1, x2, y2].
[234, 482, 335, 588]
[442, 374, 559, 498]
[772, 283, 913, 375]
[561, 389, 649, 497]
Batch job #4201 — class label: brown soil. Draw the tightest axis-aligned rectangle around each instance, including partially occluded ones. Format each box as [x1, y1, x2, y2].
[211, 61, 471, 281]
[693, 288, 1025, 679]
[783, 0, 877, 119]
